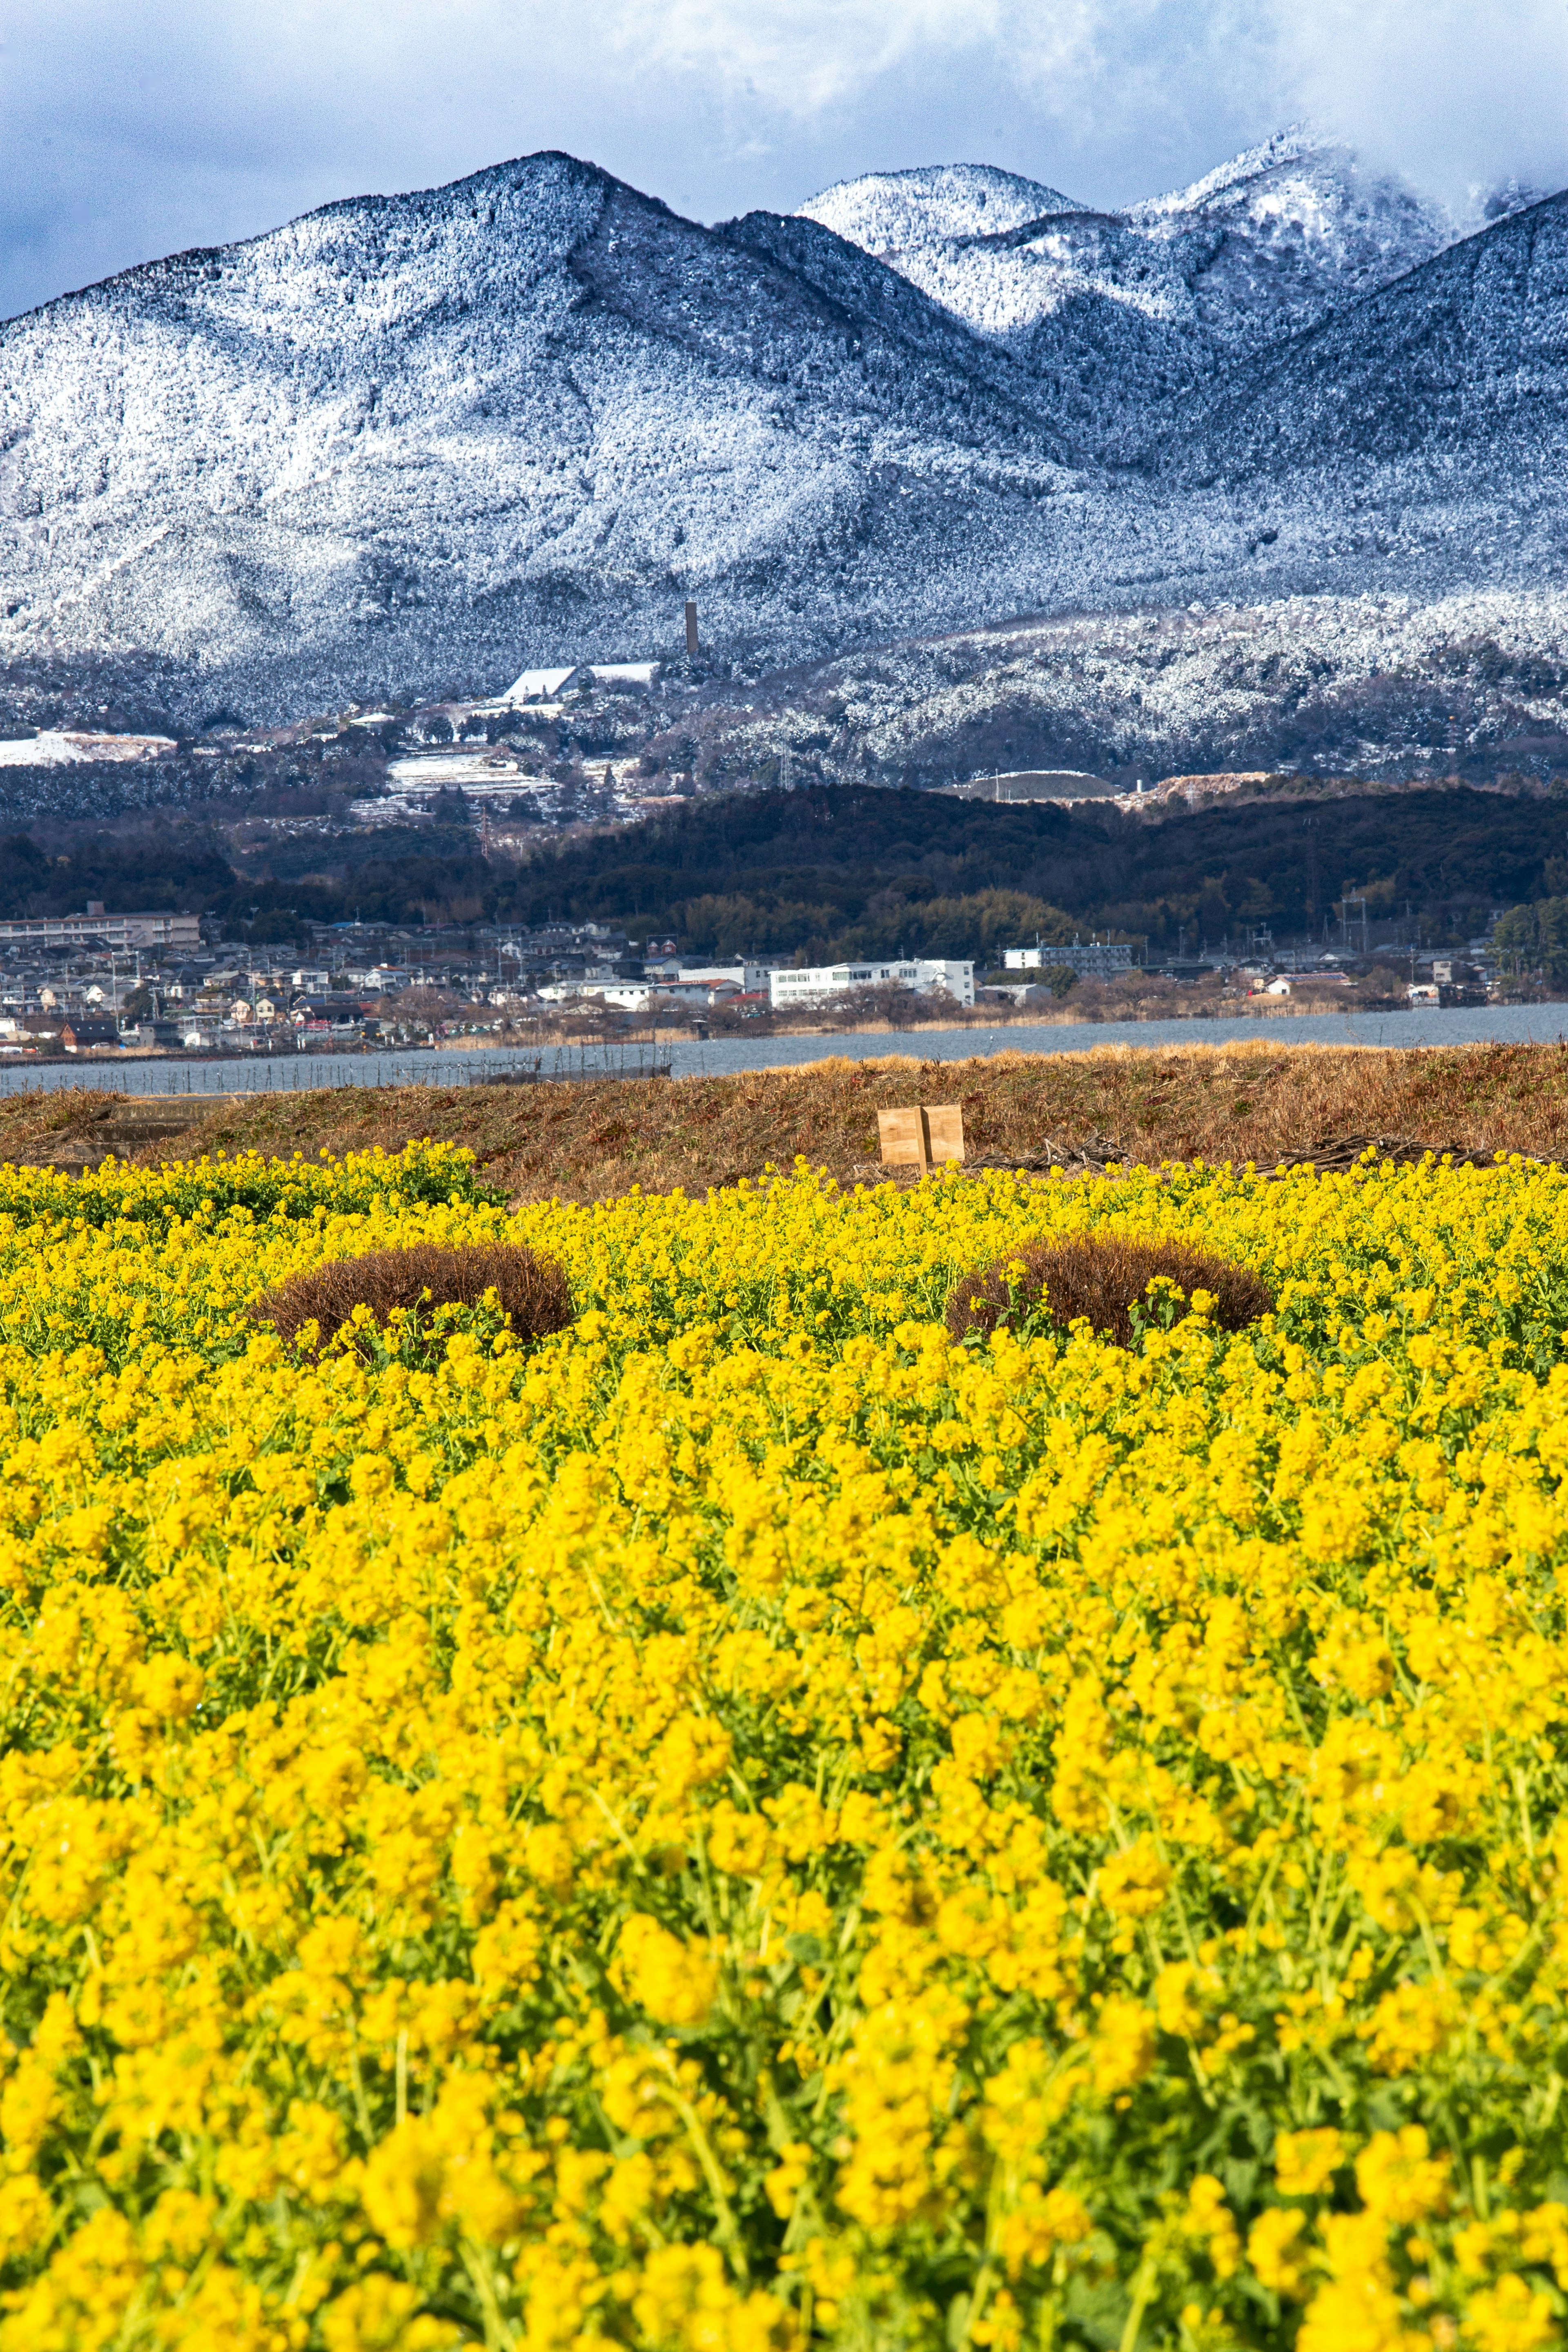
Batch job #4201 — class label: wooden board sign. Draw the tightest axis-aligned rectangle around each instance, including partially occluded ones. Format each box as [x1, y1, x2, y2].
[878, 1104, 966, 1172]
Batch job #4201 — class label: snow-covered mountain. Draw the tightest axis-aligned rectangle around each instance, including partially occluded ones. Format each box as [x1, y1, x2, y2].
[798, 130, 1468, 451]
[0, 135, 1564, 733]
[0, 151, 1090, 721]
[1123, 129, 1459, 347]
[627, 586, 1568, 793]
[799, 163, 1085, 255]
[1180, 187, 1568, 475]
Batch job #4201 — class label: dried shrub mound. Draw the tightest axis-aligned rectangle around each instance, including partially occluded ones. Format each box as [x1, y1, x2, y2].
[250, 1242, 573, 1354]
[947, 1234, 1274, 1348]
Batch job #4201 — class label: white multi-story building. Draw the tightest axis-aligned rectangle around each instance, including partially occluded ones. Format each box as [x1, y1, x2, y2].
[1004, 941, 1132, 978]
[769, 959, 974, 1011]
[0, 907, 200, 951]
[641, 960, 773, 995]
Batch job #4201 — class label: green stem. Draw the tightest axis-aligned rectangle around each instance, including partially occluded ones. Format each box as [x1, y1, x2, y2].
[1119, 2256, 1157, 2352]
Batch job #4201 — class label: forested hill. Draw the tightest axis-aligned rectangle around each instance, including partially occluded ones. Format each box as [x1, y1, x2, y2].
[499, 783, 1562, 955]
[5, 781, 1557, 951]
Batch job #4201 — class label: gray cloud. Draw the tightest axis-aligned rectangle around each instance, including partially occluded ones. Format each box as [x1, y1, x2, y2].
[1, 0, 1564, 319]
[1269, 0, 1568, 209]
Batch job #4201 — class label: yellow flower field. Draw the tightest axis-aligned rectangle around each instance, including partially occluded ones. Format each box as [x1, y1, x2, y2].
[0, 1139, 1565, 2352]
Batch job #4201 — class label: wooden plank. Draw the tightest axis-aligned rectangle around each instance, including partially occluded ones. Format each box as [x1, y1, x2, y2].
[923, 1104, 966, 1164]
[878, 1106, 929, 1172]
[878, 1104, 966, 1169]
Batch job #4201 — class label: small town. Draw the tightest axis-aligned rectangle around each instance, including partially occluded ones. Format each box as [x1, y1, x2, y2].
[0, 896, 1503, 1062]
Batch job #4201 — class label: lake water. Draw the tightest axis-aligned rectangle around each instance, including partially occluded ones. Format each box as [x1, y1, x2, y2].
[1, 1000, 1566, 1100]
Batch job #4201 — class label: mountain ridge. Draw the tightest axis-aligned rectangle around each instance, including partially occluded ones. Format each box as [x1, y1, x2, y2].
[0, 136, 1565, 741]
[796, 127, 1467, 451]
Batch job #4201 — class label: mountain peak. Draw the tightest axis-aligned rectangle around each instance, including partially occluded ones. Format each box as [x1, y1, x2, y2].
[1129, 122, 1343, 219]
[794, 128, 1464, 424]
[797, 163, 1083, 257]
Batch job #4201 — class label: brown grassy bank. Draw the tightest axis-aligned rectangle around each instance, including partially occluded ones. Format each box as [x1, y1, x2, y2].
[4, 1038, 1568, 1199]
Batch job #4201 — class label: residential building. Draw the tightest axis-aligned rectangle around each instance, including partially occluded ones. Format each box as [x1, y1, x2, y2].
[0, 907, 200, 951]
[769, 960, 975, 1010]
[61, 1017, 121, 1051]
[645, 960, 774, 995]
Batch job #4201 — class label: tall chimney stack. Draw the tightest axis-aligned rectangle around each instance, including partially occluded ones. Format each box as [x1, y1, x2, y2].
[684, 599, 698, 656]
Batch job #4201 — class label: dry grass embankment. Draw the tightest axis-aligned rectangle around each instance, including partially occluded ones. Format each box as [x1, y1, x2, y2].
[4, 1038, 1568, 1198]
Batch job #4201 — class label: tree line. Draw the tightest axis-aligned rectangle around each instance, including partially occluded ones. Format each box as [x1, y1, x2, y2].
[2, 780, 1559, 952]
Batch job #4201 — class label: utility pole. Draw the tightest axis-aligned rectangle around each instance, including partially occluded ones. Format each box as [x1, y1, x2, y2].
[684, 601, 699, 656]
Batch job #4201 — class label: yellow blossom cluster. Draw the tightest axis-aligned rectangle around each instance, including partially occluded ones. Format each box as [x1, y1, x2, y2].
[1, 1134, 1567, 2352]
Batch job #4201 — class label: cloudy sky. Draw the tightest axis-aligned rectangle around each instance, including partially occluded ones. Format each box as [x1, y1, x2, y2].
[2, 0, 1565, 319]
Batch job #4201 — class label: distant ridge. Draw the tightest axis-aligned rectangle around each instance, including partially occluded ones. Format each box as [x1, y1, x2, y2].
[797, 124, 1461, 441]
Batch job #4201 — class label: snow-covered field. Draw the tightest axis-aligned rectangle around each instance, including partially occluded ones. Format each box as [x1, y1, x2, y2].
[0, 729, 176, 766]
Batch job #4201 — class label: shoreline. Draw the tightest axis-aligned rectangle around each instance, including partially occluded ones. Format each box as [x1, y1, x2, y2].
[477, 998, 1427, 1049]
[18, 993, 1552, 1075]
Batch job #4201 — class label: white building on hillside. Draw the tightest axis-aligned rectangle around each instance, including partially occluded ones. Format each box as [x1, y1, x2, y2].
[500, 660, 658, 704]
[502, 665, 590, 704]
[770, 959, 974, 1011]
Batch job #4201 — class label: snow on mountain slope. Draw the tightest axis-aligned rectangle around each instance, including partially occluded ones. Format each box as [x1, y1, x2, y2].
[0, 151, 1103, 721]
[714, 210, 1055, 419]
[799, 129, 1458, 447]
[1181, 188, 1568, 477]
[1126, 128, 1457, 351]
[1142, 190, 1568, 622]
[692, 588, 1568, 786]
[797, 164, 1084, 256]
[1, 140, 1566, 735]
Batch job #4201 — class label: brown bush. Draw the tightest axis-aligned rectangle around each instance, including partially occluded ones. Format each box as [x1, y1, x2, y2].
[249, 1242, 573, 1354]
[946, 1234, 1274, 1348]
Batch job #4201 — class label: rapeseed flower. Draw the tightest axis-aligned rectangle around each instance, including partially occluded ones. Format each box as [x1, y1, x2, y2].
[0, 1138, 1562, 2346]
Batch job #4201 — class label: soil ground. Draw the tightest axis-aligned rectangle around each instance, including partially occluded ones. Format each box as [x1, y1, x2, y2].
[3, 1038, 1567, 1198]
